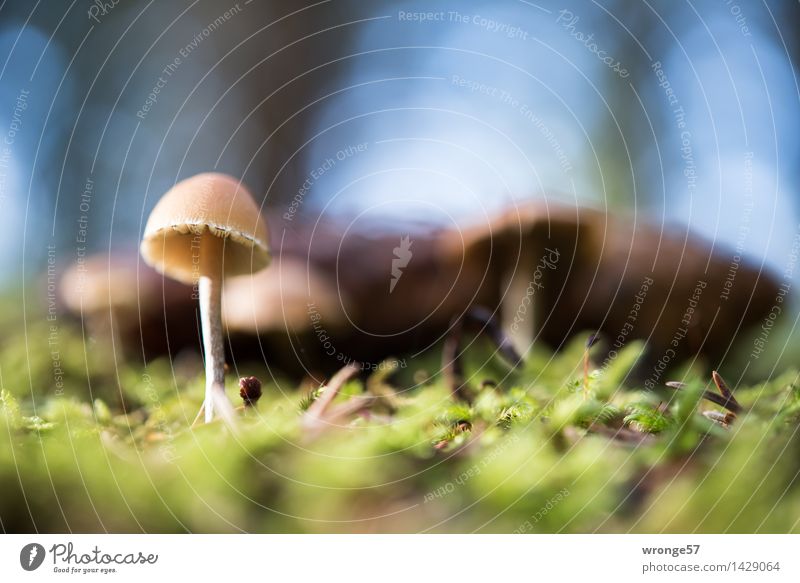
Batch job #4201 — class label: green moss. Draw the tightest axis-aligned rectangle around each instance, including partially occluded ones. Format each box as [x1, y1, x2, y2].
[1, 307, 799, 533]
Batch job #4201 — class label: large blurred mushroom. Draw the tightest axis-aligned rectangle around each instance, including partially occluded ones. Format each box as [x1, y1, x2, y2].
[140, 173, 270, 423]
[440, 200, 587, 356]
[441, 200, 781, 366]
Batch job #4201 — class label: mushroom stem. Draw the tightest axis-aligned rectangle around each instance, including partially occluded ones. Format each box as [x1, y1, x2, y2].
[501, 246, 536, 359]
[198, 235, 227, 422]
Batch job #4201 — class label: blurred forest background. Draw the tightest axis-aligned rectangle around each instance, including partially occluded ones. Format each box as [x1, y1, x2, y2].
[0, 0, 798, 369]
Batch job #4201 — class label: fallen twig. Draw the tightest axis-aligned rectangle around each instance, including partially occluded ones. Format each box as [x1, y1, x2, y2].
[711, 370, 741, 413]
[466, 306, 523, 366]
[325, 396, 377, 426]
[665, 380, 742, 414]
[302, 362, 361, 436]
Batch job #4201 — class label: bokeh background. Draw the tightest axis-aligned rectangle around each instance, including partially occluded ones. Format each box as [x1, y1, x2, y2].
[2, 0, 799, 266]
[2, 0, 799, 375]
[2, 0, 800, 536]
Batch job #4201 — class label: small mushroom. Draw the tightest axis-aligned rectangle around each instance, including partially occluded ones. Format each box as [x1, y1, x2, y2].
[59, 254, 144, 355]
[140, 173, 270, 423]
[59, 250, 196, 359]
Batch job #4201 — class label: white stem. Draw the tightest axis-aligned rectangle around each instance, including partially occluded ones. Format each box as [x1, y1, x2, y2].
[199, 275, 224, 422]
[501, 246, 536, 358]
[198, 236, 227, 423]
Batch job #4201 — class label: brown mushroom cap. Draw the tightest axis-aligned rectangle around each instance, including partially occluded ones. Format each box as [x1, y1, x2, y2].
[140, 173, 270, 284]
[439, 199, 588, 260]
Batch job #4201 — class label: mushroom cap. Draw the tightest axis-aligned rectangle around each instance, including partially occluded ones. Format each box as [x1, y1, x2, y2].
[441, 198, 587, 257]
[60, 254, 143, 314]
[60, 251, 193, 315]
[223, 257, 348, 333]
[140, 173, 270, 284]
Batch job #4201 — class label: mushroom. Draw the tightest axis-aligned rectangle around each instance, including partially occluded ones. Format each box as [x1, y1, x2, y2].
[441, 199, 780, 368]
[433, 201, 585, 357]
[140, 173, 270, 423]
[222, 256, 352, 375]
[59, 250, 196, 360]
[223, 256, 347, 334]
